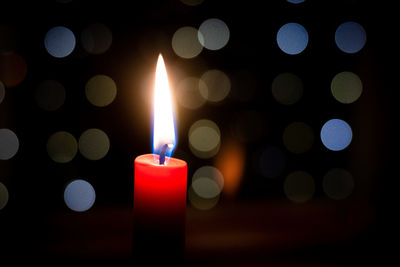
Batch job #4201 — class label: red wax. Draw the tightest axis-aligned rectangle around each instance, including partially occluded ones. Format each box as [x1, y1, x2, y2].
[133, 153, 187, 263]
[134, 154, 187, 217]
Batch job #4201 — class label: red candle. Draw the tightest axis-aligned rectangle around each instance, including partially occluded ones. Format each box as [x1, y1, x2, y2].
[133, 54, 187, 264]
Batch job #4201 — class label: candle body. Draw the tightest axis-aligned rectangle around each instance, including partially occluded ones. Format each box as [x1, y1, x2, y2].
[133, 154, 187, 264]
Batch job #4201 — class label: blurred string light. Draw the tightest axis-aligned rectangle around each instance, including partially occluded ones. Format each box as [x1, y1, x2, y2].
[284, 171, 315, 203]
[198, 18, 230, 51]
[320, 119, 352, 151]
[81, 23, 112, 55]
[323, 168, 354, 200]
[331, 71, 362, 104]
[189, 119, 221, 159]
[215, 139, 245, 197]
[35, 80, 66, 111]
[259, 146, 286, 178]
[271, 72, 303, 105]
[283, 122, 314, 154]
[0, 81, 4, 104]
[0, 52, 27, 88]
[199, 69, 231, 103]
[172, 26, 203, 59]
[192, 166, 224, 198]
[78, 128, 110, 160]
[0, 128, 19, 160]
[64, 179, 96, 212]
[0, 182, 9, 210]
[188, 166, 224, 210]
[85, 74, 117, 107]
[172, 18, 229, 58]
[287, 0, 305, 3]
[276, 22, 308, 55]
[180, 0, 204, 6]
[188, 185, 219, 210]
[44, 26, 76, 58]
[192, 177, 220, 199]
[176, 77, 207, 109]
[46, 131, 78, 163]
[176, 70, 231, 109]
[335, 21, 366, 54]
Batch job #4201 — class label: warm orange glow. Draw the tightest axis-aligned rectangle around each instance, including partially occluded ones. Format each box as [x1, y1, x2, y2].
[153, 54, 176, 154]
[215, 139, 245, 197]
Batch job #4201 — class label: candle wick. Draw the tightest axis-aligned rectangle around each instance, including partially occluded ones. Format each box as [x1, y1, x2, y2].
[159, 144, 169, 165]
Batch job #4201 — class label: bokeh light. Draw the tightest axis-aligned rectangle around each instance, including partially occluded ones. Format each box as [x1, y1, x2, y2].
[215, 139, 245, 197]
[0, 128, 19, 160]
[259, 146, 286, 178]
[81, 23, 112, 54]
[287, 0, 305, 3]
[192, 166, 224, 193]
[0, 182, 9, 210]
[277, 23, 308, 55]
[64, 179, 96, 212]
[35, 80, 66, 111]
[192, 177, 221, 199]
[198, 18, 230, 50]
[189, 166, 223, 210]
[188, 185, 219, 210]
[79, 128, 110, 160]
[199, 69, 231, 103]
[0, 81, 4, 104]
[323, 168, 354, 200]
[320, 119, 352, 151]
[172, 26, 203, 59]
[284, 171, 315, 203]
[283, 122, 314, 154]
[85, 74, 117, 107]
[176, 77, 207, 109]
[46, 131, 78, 163]
[271, 72, 303, 105]
[331, 71, 362, 104]
[335, 21, 366, 54]
[180, 0, 204, 6]
[189, 119, 221, 159]
[0, 52, 27, 88]
[44, 26, 76, 58]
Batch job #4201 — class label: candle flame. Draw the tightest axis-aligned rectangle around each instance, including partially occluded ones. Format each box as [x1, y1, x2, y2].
[153, 54, 176, 158]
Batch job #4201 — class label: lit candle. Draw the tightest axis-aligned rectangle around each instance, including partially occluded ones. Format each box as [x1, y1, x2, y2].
[133, 54, 187, 264]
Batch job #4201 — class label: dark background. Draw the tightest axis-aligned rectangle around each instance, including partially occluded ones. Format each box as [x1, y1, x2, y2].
[0, 0, 397, 265]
